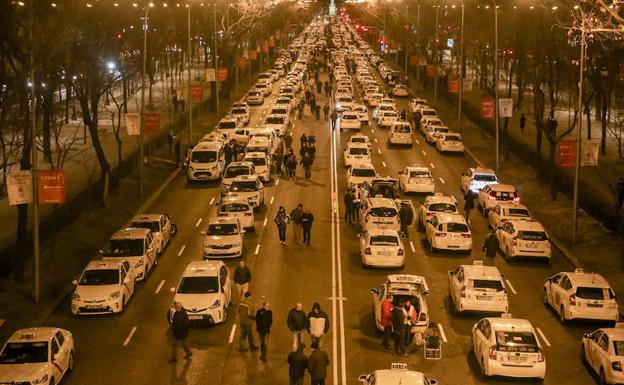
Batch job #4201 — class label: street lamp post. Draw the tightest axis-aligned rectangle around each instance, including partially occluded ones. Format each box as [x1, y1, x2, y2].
[415, 4, 420, 89]
[434, 4, 439, 107]
[187, 2, 194, 145]
[404, 4, 408, 75]
[139, 2, 151, 197]
[457, 0, 464, 132]
[213, 1, 219, 117]
[493, 0, 500, 171]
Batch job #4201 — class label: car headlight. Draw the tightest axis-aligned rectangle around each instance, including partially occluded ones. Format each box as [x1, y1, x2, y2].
[71, 292, 80, 301]
[233, 242, 241, 247]
[209, 299, 221, 309]
[110, 290, 121, 300]
[189, 166, 195, 172]
[135, 259, 144, 268]
[32, 374, 48, 384]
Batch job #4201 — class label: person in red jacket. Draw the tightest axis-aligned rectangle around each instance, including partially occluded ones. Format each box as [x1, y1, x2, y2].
[380, 295, 394, 349]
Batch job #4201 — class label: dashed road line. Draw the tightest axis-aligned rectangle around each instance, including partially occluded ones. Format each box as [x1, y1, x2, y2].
[437, 323, 448, 343]
[155, 280, 165, 294]
[409, 241, 416, 253]
[228, 324, 237, 344]
[270, 196, 274, 205]
[209, 197, 215, 205]
[254, 244, 261, 255]
[430, 163, 435, 169]
[415, 139, 420, 145]
[422, 150, 427, 156]
[177, 245, 186, 257]
[382, 161, 386, 168]
[276, 179, 280, 186]
[123, 326, 138, 346]
[374, 138, 378, 143]
[263, 218, 268, 227]
[536, 327, 551, 347]
[377, 148, 382, 154]
[194, 218, 203, 227]
[505, 279, 517, 295]
[439, 177, 446, 184]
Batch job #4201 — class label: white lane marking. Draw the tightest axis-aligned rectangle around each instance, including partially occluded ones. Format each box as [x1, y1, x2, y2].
[155, 280, 165, 294]
[123, 326, 138, 346]
[194, 218, 203, 227]
[382, 161, 386, 168]
[374, 138, 378, 143]
[505, 279, 517, 295]
[276, 179, 280, 186]
[371, 128, 376, 134]
[263, 218, 268, 227]
[209, 197, 215, 205]
[422, 150, 427, 156]
[270, 196, 274, 205]
[437, 323, 448, 343]
[430, 163, 436, 169]
[536, 327, 551, 347]
[409, 241, 416, 253]
[377, 148, 381, 154]
[415, 139, 420, 145]
[439, 177, 446, 184]
[228, 324, 237, 344]
[254, 244, 261, 255]
[177, 245, 186, 257]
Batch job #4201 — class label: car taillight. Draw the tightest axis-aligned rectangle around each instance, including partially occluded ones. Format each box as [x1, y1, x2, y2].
[218, 213, 228, 217]
[500, 219, 508, 223]
[460, 286, 466, 298]
[513, 197, 520, 203]
[365, 214, 370, 222]
[537, 347, 545, 362]
[396, 216, 401, 223]
[418, 312, 427, 322]
[511, 238, 518, 246]
[244, 212, 253, 216]
[365, 247, 371, 254]
[612, 361, 622, 372]
[461, 233, 471, 238]
[569, 294, 576, 306]
[398, 249, 404, 256]
[489, 346, 498, 360]
[488, 195, 496, 201]
[435, 232, 446, 237]
[426, 212, 435, 217]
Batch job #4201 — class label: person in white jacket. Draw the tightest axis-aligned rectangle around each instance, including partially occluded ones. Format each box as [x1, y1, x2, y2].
[307, 302, 330, 348]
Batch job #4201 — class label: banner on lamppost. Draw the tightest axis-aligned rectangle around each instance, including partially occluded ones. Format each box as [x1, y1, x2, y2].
[7, 170, 32, 206]
[409, 54, 419, 66]
[38, 170, 65, 205]
[125, 112, 140, 136]
[144, 112, 161, 135]
[191, 85, 204, 101]
[462, 78, 473, 91]
[499, 98, 513, 118]
[261, 43, 269, 53]
[426, 64, 436, 77]
[557, 140, 577, 168]
[581, 139, 600, 167]
[249, 50, 258, 60]
[480, 99, 495, 118]
[205, 68, 216, 82]
[217, 68, 228, 81]
[238, 57, 248, 68]
[448, 78, 459, 93]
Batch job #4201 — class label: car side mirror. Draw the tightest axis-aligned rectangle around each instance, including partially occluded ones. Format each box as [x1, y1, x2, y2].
[169, 287, 176, 293]
[72, 279, 78, 285]
[98, 249, 103, 254]
[583, 333, 591, 339]
[429, 379, 438, 385]
[358, 375, 368, 382]
[200, 230, 206, 235]
[53, 353, 60, 362]
[369, 288, 378, 294]
[448, 271, 453, 276]
[241, 229, 246, 234]
[357, 233, 363, 238]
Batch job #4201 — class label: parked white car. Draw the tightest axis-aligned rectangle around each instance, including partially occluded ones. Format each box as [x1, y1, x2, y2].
[230, 106, 250, 125]
[201, 217, 244, 259]
[358, 364, 438, 385]
[359, 229, 405, 268]
[461, 167, 498, 193]
[388, 121, 413, 146]
[487, 203, 531, 230]
[217, 193, 255, 231]
[371, 275, 430, 333]
[359, 197, 401, 232]
[496, 220, 551, 260]
[186, 141, 225, 182]
[243, 152, 271, 183]
[220, 161, 256, 194]
[227, 175, 265, 208]
[340, 111, 362, 130]
[417, 193, 459, 229]
[425, 213, 472, 252]
[101, 228, 157, 281]
[71, 259, 135, 315]
[130, 214, 174, 255]
[436, 132, 464, 153]
[398, 166, 435, 194]
[581, 325, 624, 385]
[478, 184, 519, 215]
[392, 84, 409, 97]
[448, 260, 508, 314]
[344, 143, 372, 168]
[347, 162, 377, 188]
[263, 114, 290, 136]
[377, 110, 399, 129]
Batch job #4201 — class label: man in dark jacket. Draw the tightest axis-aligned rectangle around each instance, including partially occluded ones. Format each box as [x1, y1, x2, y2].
[392, 301, 406, 356]
[238, 292, 258, 351]
[463, 189, 475, 225]
[170, 301, 192, 362]
[290, 204, 304, 243]
[224, 141, 233, 165]
[344, 190, 354, 224]
[287, 302, 308, 351]
[399, 203, 414, 236]
[482, 228, 500, 258]
[413, 110, 422, 131]
[255, 302, 273, 361]
[287, 343, 308, 385]
[330, 110, 338, 130]
[301, 152, 313, 181]
[308, 342, 330, 385]
[233, 260, 251, 301]
[301, 209, 314, 245]
[307, 302, 329, 347]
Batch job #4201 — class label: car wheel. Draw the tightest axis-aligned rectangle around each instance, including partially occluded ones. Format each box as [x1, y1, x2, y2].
[222, 306, 229, 322]
[580, 344, 587, 364]
[157, 242, 164, 256]
[120, 296, 125, 313]
[543, 289, 549, 306]
[68, 351, 74, 372]
[49, 379, 55, 385]
[428, 239, 436, 253]
[559, 306, 567, 324]
[481, 357, 487, 378]
[481, 205, 488, 217]
[600, 368, 607, 385]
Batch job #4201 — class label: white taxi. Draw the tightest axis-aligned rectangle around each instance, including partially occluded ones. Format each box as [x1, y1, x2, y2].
[169, 260, 232, 325]
[419, 116, 443, 135]
[348, 134, 372, 149]
[425, 213, 472, 252]
[359, 229, 405, 268]
[130, 213, 174, 255]
[417, 193, 459, 229]
[398, 166, 435, 194]
[227, 175, 264, 208]
[347, 162, 377, 188]
[100, 228, 157, 281]
[217, 193, 255, 231]
[243, 151, 271, 183]
[544, 268, 619, 324]
[373, 103, 397, 121]
[0, 328, 75, 385]
[392, 84, 409, 97]
[388, 121, 413, 146]
[377, 110, 399, 129]
[409, 98, 428, 114]
[335, 95, 355, 112]
[359, 363, 438, 385]
[488, 203, 531, 230]
[201, 217, 244, 259]
[263, 114, 290, 136]
[478, 184, 519, 215]
[351, 103, 370, 125]
[436, 132, 464, 153]
[344, 143, 372, 168]
[215, 116, 240, 137]
[246, 90, 264, 105]
[461, 167, 498, 193]
[471, 314, 546, 380]
[424, 124, 450, 144]
[365, 92, 383, 107]
[359, 197, 401, 232]
[229, 105, 250, 125]
[71, 259, 135, 315]
[581, 324, 624, 385]
[448, 261, 508, 314]
[496, 220, 551, 260]
[340, 111, 362, 131]
[371, 275, 430, 333]
[186, 141, 225, 182]
[220, 161, 256, 194]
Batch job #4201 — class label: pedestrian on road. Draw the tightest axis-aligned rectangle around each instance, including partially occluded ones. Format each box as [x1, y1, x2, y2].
[174, 139, 181, 167]
[413, 110, 422, 131]
[298, 99, 306, 119]
[463, 189, 475, 225]
[324, 81, 331, 97]
[519, 113, 526, 134]
[287, 303, 309, 351]
[300, 134, 308, 148]
[344, 189, 354, 224]
[392, 301, 407, 356]
[403, 300, 417, 349]
[301, 209, 314, 245]
[301, 152, 313, 180]
[274, 147, 284, 176]
[315, 105, 321, 120]
[330, 110, 338, 130]
[400, 109, 407, 121]
[169, 301, 192, 362]
[307, 302, 329, 347]
[238, 292, 258, 352]
[323, 104, 330, 121]
[316, 80, 322, 94]
[482, 228, 500, 258]
[287, 344, 308, 385]
[380, 295, 394, 349]
[224, 141, 233, 165]
[233, 260, 251, 301]
[399, 203, 414, 236]
[290, 204, 304, 243]
[308, 342, 330, 385]
[285, 135, 293, 149]
[618, 178, 624, 210]
[255, 301, 273, 361]
[274, 206, 291, 244]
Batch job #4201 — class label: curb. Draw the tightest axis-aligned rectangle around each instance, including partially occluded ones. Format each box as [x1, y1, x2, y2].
[34, 166, 181, 327]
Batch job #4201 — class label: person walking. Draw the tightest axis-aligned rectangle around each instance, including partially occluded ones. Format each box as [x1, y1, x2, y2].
[300, 134, 308, 148]
[274, 206, 291, 244]
[233, 260, 251, 301]
[286, 151, 298, 179]
[255, 301, 273, 361]
[316, 80, 323, 94]
[392, 301, 407, 356]
[301, 209, 314, 245]
[519, 113, 526, 134]
[301, 152, 313, 181]
[403, 300, 417, 351]
[238, 292, 258, 352]
[324, 80, 331, 97]
[308, 342, 330, 385]
[290, 204, 304, 243]
[287, 344, 308, 385]
[323, 103, 330, 121]
[169, 302, 192, 362]
[618, 177, 624, 210]
[344, 189, 354, 224]
[307, 302, 329, 347]
[315, 105, 321, 120]
[284, 134, 293, 149]
[380, 295, 394, 349]
[330, 109, 338, 130]
[413, 110, 422, 132]
[274, 147, 284, 176]
[174, 139, 181, 167]
[482, 228, 500, 258]
[298, 99, 305, 119]
[463, 189, 475, 225]
[287, 303, 308, 351]
[399, 203, 414, 237]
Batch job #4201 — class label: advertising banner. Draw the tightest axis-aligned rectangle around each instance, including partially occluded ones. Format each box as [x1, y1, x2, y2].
[7, 170, 32, 206]
[205, 68, 216, 82]
[191, 85, 204, 101]
[144, 112, 161, 135]
[426, 64, 436, 77]
[480, 99, 495, 118]
[409, 54, 419, 66]
[38, 170, 65, 205]
[448, 78, 459, 93]
[499, 98, 513, 118]
[581, 139, 600, 167]
[557, 140, 577, 168]
[125, 113, 140, 136]
[217, 68, 228, 81]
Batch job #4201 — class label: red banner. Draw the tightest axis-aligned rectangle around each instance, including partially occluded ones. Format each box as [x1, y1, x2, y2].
[480, 99, 495, 118]
[249, 50, 258, 60]
[191, 85, 203, 101]
[38, 170, 65, 204]
[448, 78, 460, 93]
[145, 112, 161, 134]
[238, 57, 248, 68]
[426, 64, 436, 77]
[217, 68, 228, 81]
[557, 140, 577, 168]
[409, 54, 419, 66]
[261, 43, 269, 53]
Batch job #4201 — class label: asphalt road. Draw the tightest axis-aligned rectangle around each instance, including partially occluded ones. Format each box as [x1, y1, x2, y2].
[29, 56, 605, 385]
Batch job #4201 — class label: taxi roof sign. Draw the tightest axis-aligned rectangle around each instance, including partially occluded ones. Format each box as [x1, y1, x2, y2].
[615, 323, 624, 329]
[391, 363, 408, 370]
[473, 260, 484, 266]
[501, 313, 513, 319]
[574, 268, 585, 273]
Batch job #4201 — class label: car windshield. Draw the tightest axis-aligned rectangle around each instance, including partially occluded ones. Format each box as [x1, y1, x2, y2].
[222, 203, 250, 213]
[224, 166, 251, 178]
[473, 174, 497, 182]
[230, 181, 258, 192]
[576, 287, 615, 300]
[79, 269, 119, 285]
[131, 220, 160, 232]
[369, 207, 397, 217]
[471, 279, 504, 291]
[266, 116, 285, 124]
[350, 137, 367, 143]
[517, 231, 547, 241]
[369, 235, 399, 246]
[343, 114, 358, 120]
[338, 97, 352, 102]
[249, 92, 261, 97]
[177, 276, 219, 294]
[382, 112, 397, 118]
[445, 135, 462, 142]
[272, 109, 288, 115]
[409, 171, 430, 178]
[206, 223, 239, 235]
[496, 331, 539, 353]
[394, 125, 411, 133]
[0, 342, 48, 364]
[428, 203, 457, 212]
[247, 146, 268, 154]
[507, 208, 530, 217]
[614, 341, 624, 356]
[434, 127, 449, 133]
[231, 108, 246, 114]
[219, 121, 236, 129]
[447, 223, 469, 233]
[349, 148, 369, 155]
[103, 239, 144, 257]
[191, 151, 218, 163]
[422, 110, 437, 116]
[246, 157, 266, 166]
[352, 169, 376, 177]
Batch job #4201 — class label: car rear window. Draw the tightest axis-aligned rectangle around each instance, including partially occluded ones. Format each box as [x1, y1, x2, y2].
[508, 208, 530, 217]
[224, 166, 251, 178]
[428, 203, 456, 212]
[230, 181, 258, 192]
[491, 191, 517, 200]
[369, 235, 399, 246]
[352, 169, 376, 177]
[222, 203, 249, 212]
[393, 125, 411, 133]
[517, 231, 547, 241]
[496, 331, 539, 353]
[349, 147, 369, 155]
[447, 223, 469, 233]
[219, 121, 236, 129]
[266, 116, 285, 124]
[471, 279, 504, 291]
[473, 174, 497, 182]
[369, 207, 398, 217]
[575, 287, 615, 300]
[409, 171, 431, 178]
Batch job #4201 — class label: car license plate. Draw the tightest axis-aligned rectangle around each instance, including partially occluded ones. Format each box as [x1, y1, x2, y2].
[587, 303, 603, 308]
[448, 245, 459, 249]
[476, 295, 491, 301]
[508, 356, 527, 362]
[188, 315, 203, 320]
[378, 251, 392, 256]
[85, 305, 102, 309]
[526, 243, 537, 249]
